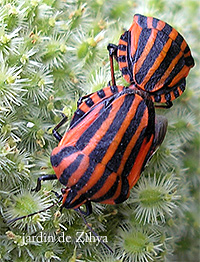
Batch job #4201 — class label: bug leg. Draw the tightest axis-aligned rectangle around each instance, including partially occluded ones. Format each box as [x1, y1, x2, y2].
[76, 206, 113, 253]
[155, 101, 173, 109]
[77, 92, 94, 107]
[107, 43, 118, 61]
[32, 174, 57, 192]
[51, 190, 62, 199]
[107, 43, 118, 87]
[52, 116, 68, 141]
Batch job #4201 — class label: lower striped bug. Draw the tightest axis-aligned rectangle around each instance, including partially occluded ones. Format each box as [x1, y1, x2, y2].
[108, 14, 195, 108]
[8, 84, 167, 252]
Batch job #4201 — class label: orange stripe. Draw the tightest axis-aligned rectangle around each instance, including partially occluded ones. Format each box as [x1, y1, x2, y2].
[138, 38, 173, 91]
[151, 48, 183, 92]
[82, 95, 126, 156]
[52, 151, 80, 179]
[119, 62, 128, 68]
[118, 39, 128, 46]
[118, 50, 127, 57]
[147, 16, 153, 28]
[134, 29, 159, 75]
[117, 108, 148, 175]
[128, 135, 154, 189]
[180, 39, 187, 52]
[156, 20, 166, 31]
[67, 154, 90, 187]
[130, 21, 142, 57]
[71, 162, 106, 204]
[169, 90, 176, 101]
[89, 172, 118, 201]
[168, 27, 178, 41]
[100, 95, 142, 167]
[169, 65, 189, 87]
[58, 103, 104, 147]
[123, 74, 131, 83]
[100, 177, 123, 205]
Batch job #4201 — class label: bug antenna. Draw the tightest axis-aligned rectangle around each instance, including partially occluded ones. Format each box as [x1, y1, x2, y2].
[7, 197, 63, 224]
[77, 208, 114, 254]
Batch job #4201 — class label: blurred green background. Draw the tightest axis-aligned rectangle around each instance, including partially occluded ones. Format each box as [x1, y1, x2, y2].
[0, 0, 199, 261]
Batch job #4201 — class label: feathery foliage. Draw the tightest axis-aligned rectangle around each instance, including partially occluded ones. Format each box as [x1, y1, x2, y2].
[0, 0, 199, 261]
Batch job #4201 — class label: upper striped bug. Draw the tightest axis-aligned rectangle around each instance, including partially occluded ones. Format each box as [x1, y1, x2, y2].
[108, 14, 195, 108]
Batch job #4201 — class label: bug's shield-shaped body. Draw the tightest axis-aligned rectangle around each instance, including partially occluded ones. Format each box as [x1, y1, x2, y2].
[51, 87, 167, 210]
[118, 14, 195, 104]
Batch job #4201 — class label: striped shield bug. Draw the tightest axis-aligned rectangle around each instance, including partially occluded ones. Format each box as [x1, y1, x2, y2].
[34, 85, 167, 212]
[108, 14, 195, 108]
[8, 85, 167, 252]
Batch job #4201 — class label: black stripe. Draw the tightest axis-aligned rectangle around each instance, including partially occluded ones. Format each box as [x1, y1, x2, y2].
[114, 177, 130, 204]
[154, 94, 161, 103]
[69, 108, 85, 128]
[120, 30, 128, 41]
[173, 88, 180, 98]
[164, 92, 171, 102]
[50, 146, 77, 167]
[106, 99, 147, 173]
[92, 175, 120, 203]
[185, 55, 194, 67]
[152, 17, 159, 28]
[174, 33, 184, 47]
[70, 157, 98, 194]
[118, 55, 126, 63]
[89, 93, 136, 162]
[75, 101, 112, 151]
[121, 127, 148, 180]
[121, 67, 130, 76]
[161, 22, 173, 36]
[137, 14, 147, 28]
[135, 30, 169, 87]
[85, 97, 94, 107]
[97, 89, 106, 99]
[180, 79, 186, 92]
[62, 188, 78, 208]
[111, 85, 119, 93]
[144, 40, 178, 92]
[118, 44, 127, 51]
[85, 168, 113, 198]
[163, 54, 185, 87]
[127, 30, 134, 82]
[132, 28, 152, 65]
[59, 153, 84, 186]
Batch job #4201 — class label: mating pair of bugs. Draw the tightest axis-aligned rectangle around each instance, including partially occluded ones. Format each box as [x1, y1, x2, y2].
[9, 14, 194, 251]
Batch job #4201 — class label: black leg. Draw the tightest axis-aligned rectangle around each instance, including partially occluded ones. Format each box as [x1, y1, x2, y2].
[107, 43, 118, 87]
[76, 205, 113, 253]
[155, 101, 173, 109]
[77, 93, 94, 107]
[52, 116, 68, 142]
[51, 190, 62, 199]
[32, 174, 57, 192]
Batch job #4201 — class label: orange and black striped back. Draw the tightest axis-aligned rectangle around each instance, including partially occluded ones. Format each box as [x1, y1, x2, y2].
[51, 87, 155, 209]
[117, 14, 195, 104]
[70, 85, 125, 128]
